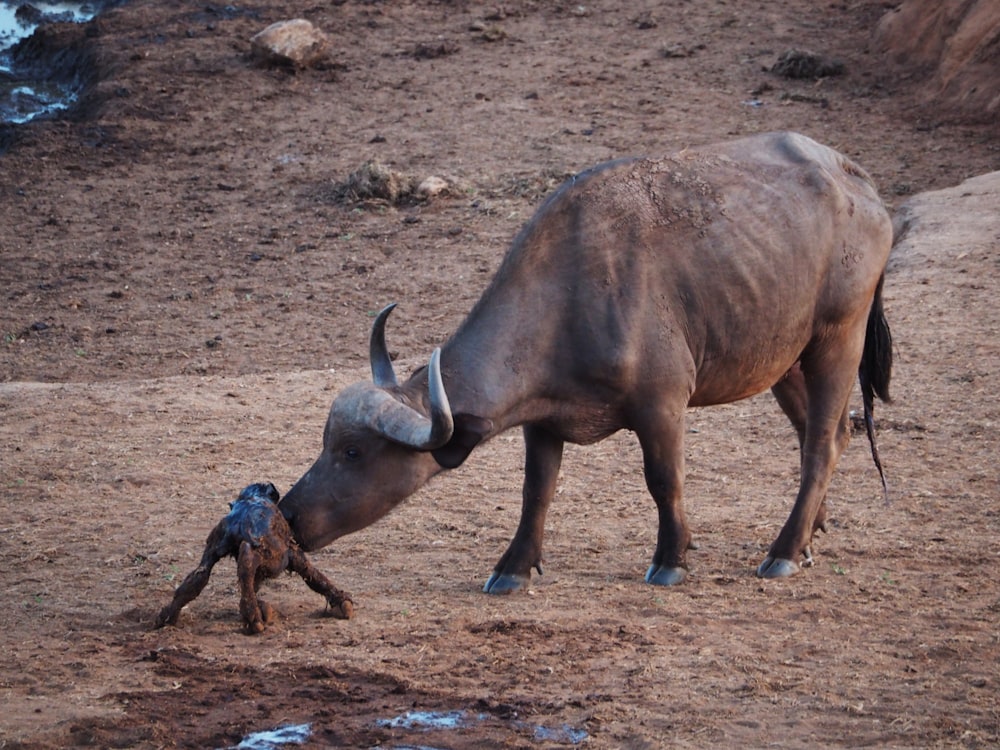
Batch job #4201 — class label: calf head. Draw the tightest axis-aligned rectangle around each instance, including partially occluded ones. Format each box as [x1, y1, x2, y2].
[235, 482, 280, 507]
[281, 304, 456, 551]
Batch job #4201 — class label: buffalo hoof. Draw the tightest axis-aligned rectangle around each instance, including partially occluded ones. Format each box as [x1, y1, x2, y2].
[483, 571, 530, 594]
[644, 564, 687, 586]
[756, 556, 801, 579]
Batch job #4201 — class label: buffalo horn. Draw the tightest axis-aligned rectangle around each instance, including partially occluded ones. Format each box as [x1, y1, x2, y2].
[372, 348, 454, 450]
[370, 303, 398, 387]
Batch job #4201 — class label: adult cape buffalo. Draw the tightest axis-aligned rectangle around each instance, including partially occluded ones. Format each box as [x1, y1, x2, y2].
[281, 131, 893, 592]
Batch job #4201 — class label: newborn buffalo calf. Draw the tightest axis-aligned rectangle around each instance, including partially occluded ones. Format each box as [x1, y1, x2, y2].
[155, 482, 354, 634]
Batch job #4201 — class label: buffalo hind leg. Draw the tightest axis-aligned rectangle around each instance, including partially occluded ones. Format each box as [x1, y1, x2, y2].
[484, 424, 564, 594]
[771, 363, 830, 546]
[635, 401, 692, 586]
[287, 548, 355, 619]
[759, 348, 857, 578]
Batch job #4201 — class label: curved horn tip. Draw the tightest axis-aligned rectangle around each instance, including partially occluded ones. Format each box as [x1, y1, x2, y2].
[366, 346, 454, 451]
[370, 303, 400, 387]
[428, 348, 446, 394]
[427, 347, 454, 447]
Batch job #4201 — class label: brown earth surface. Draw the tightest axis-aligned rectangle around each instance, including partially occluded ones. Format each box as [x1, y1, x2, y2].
[875, 0, 1000, 122]
[2, 1, 999, 748]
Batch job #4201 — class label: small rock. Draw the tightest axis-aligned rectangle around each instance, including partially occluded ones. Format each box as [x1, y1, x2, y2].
[417, 176, 450, 199]
[770, 49, 845, 79]
[633, 12, 657, 29]
[250, 19, 331, 68]
[478, 25, 507, 42]
[412, 40, 460, 60]
[661, 43, 693, 59]
[336, 160, 413, 204]
[15, 4, 44, 26]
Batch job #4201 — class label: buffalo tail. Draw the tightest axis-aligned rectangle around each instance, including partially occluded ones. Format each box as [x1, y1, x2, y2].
[859, 273, 892, 502]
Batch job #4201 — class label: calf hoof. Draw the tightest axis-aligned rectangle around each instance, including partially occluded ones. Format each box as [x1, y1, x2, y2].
[483, 571, 529, 595]
[328, 599, 354, 620]
[242, 601, 276, 633]
[154, 607, 176, 629]
[644, 565, 687, 586]
[756, 556, 801, 579]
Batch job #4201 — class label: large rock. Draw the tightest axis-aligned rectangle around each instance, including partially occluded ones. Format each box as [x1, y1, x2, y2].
[874, 0, 1000, 123]
[250, 19, 331, 68]
[889, 170, 1000, 276]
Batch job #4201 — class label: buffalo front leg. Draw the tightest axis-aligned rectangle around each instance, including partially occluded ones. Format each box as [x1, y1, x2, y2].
[484, 424, 564, 594]
[636, 403, 692, 586]
[287, 548, 355, 620]
[758, 348, 858, 578]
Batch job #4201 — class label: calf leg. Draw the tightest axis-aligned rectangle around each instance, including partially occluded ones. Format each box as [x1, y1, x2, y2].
[287, 548, 355, 619]
[237, 541, 269, 634]
[155, 534, 226, 628]
[759, 345, 858, 578]
[635, 401, 691, 586]
[484, 424, 564, 594]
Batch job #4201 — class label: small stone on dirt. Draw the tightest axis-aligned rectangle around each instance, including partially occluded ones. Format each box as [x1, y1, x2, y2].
[661, 42, 697, 59]
[417, 175, 450, 199]
[250, 19, 331, 68]
[633, 12, 658, 29]
[412, 41, 460, 60]
[770, 49, 845, 79]
[478, 25, 507, 42]
[333, 160, 417, 205]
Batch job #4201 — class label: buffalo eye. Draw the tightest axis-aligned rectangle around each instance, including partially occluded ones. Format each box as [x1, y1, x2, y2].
[344, 446, 362, 462]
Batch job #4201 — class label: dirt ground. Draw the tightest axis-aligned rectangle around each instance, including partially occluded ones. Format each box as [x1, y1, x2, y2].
[2, 1, 999, 748]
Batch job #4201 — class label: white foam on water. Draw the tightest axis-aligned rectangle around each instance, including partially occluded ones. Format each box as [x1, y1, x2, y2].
[532, 722, 589, 744]
[0, 1, 105, 123]
[0, 2, 95, 51]
[375, 709, 484, 730]
[225, 722, 312, 750]
[374, 708, 589, 745]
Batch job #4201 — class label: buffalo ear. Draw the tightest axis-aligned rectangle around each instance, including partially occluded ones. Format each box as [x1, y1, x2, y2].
[432, 414, 493, 469]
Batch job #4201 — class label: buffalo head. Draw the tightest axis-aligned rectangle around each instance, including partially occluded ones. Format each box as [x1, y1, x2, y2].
[280, 304, 455, 550]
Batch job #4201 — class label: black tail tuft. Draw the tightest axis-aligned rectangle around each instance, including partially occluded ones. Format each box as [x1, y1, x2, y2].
[859, 274, 892, 501]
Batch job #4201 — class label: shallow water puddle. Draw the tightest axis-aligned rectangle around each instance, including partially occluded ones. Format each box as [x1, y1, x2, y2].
[224, 723, 311, 750]
[375, 709, 486, 731]
[223, 708, 587, 748]
[0, 1, 116, 124]
[374, 709, 589, 746]
[0, 2, 94, 46]
[533, 723, 590, 744]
